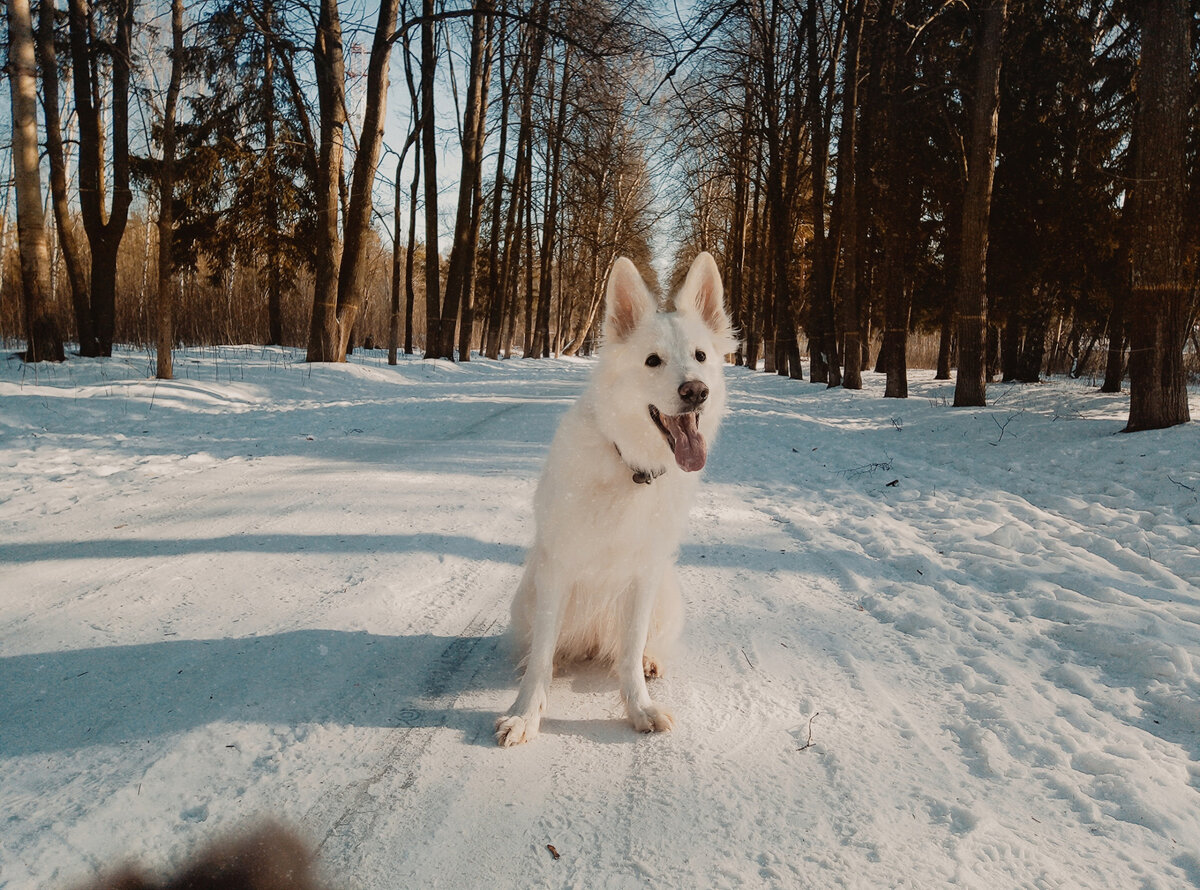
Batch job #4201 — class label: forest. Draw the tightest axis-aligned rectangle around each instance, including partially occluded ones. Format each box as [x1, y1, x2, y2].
[1, 0, 1197, 429]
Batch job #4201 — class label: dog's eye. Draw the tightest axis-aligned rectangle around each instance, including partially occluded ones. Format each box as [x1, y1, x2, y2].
[645, 354, 662, 368]
[695, 350, 707, 363]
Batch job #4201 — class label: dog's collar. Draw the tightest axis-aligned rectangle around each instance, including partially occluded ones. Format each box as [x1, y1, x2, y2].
[613, 444, 666, 485]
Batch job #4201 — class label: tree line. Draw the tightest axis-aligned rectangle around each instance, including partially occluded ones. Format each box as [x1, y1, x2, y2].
[663, 0, 1196, 429]
[1, 0, 1196, 430]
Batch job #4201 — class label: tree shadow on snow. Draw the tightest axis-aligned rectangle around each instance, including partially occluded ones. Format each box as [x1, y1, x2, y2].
[0, 533, 524, 565]
[0, 628, 519, 756]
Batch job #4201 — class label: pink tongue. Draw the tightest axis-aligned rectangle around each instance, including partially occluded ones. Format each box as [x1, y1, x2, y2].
[660, 412, 707, 472]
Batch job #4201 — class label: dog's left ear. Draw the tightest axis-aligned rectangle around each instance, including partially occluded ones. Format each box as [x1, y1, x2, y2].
[675, 252, 731, 339]
[604, 257, 657, 343]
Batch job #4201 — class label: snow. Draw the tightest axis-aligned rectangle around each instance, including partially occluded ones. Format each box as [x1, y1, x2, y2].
[1, 344, 1198, 889]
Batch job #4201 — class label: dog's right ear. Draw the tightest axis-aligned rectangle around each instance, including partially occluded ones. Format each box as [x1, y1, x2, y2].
[603, 257, 656, 342]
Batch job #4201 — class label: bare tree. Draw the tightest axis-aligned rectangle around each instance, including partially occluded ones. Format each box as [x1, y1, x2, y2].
[36, 0, 87, 356]
[305, 0, 347, 362]
[306, 0, 399, 362]
[456, 9, 495, 361]
[5, 0, 64, 361]
[532, 40, 571, 359]
[751, 0, 803, 379]
[437, 0, 495, 360]
[68, 0, 135, 357]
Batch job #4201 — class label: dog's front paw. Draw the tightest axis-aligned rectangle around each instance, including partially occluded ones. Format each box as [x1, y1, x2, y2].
[628, 702, 675, 734]
[494, 713, 539, 747]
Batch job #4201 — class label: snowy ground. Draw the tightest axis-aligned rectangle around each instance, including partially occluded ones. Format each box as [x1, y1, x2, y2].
[1, 345, 1198, 890]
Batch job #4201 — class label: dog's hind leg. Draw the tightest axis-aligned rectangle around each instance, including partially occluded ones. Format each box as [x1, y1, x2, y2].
[495, 558, 567, 747]
[619, 566, 676, 734]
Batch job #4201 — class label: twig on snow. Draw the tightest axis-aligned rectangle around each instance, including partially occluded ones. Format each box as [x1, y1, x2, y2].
[990, 410, 1024, 445]
[1167, 474, 1197, 493]
[836, 457, 894, 479]
[797, 712, 820, 751]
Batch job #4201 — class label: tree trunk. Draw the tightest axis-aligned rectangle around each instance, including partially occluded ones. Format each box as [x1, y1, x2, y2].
[759, 0, 800, 380]
[389, 148, 404, 366]
[439, 1, 493, 360]
[935, 300, 953, 380]
[836, 0, 865, 389]
[405, 128, 421, 356]
[68, 0, 134, 357]
[1124, 0, 1191, 432]
[316, 0, 399, 361]
[534, 44, 571, 358]
[952, 0, 1007, 407]
[806, 0, 840, 388]
[482, 14, 515, 359]
[305, 0, 348, 362]
[493, 8, 546, 359]
[155, 0, 184, 380]
[36, 0, 85, 356]
[6, 0, 63, 362]
[727, 75, 753, 364]
[458, 12, 496, 362]
[745, 156, 764, 371]
[420, 0, 442, 357]
[389, 128, 418, 365]
[262, 0, 283, 346]
[1100, 296, 1124, 393]
[874, 0, 907, 398]
[521, 166, 536, 358]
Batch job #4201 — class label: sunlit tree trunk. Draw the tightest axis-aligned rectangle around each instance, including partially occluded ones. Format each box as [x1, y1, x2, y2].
[533, 44, 571, 358]
[482, 13, 514, 359]
[6, 0, 63, 361]
[306, 0, 398, 362]
[457, 12, 495, 362]
[306, 0, 348, 362]
[36, 0, 86, 354]
[440, 1, 493, 360]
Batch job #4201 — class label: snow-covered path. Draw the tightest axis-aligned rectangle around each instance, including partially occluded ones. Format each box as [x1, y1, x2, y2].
[2, 347, 1198, 889]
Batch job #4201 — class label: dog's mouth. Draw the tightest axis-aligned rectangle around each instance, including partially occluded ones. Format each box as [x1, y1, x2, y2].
[649, 405, 707, 472]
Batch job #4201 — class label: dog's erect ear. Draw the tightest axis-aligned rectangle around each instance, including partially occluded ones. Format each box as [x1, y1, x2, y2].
[675, 252, 730, 338]
[604, 257, 656, 342]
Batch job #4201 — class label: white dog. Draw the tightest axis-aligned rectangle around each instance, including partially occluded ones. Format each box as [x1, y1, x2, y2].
[495, 252, 734, 747]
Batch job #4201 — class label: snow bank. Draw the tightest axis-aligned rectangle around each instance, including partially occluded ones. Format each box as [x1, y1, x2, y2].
[1, 346, 1197, 889]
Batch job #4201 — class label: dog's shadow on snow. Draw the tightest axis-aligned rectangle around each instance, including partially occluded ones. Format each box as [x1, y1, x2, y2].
[0, 629, 528, 756]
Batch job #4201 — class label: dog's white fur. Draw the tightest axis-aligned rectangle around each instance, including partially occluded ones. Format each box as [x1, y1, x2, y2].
[495, 252, 734, 746]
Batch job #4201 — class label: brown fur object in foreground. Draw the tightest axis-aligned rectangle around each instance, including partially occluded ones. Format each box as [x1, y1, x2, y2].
[78, 825, 330, 890]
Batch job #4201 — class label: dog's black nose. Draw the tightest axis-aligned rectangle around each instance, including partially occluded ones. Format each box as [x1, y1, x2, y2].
[678, 380, 709, 407]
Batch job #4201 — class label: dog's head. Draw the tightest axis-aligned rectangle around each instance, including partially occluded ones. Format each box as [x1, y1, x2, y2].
[593, 252, 735, 477]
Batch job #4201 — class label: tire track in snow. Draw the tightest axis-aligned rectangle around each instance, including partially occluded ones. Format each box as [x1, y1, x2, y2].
[307, 594, 505, 877]
[296, 395, 546, 882]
